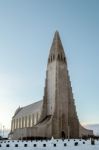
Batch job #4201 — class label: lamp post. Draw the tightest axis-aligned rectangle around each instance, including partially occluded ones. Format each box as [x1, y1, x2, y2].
[3, 125, 5, 138]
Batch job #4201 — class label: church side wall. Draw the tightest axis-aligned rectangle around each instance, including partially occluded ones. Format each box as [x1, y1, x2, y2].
[11, 119, 52, 139]
[10, 109, 42, 139]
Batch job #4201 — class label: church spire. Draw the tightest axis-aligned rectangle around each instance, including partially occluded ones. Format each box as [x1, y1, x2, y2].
[48, 31, 66, 63]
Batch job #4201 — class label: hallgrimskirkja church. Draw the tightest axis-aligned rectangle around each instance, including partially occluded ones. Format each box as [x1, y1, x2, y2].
[9, 31, 93, 139]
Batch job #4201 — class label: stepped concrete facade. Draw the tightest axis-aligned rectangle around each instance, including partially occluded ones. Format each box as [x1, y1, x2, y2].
[9, 31, 93, 139]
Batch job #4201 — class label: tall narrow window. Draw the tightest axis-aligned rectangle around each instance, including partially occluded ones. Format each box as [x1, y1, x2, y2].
[61, 54, 63, 60]
[32, 114, 34, 126]
[37, 112, 38, 122]
[11, 120, 14, 131]
[19, 118, 21, 128]
[16, 119, 18, 129]
[29, 115, 31, 127]
[30, 115, 32, 127]
[34, 114, 36, 125]
[14, 119, 15, 130]
[53, 55, 55, 60]
[57, 54, 60, 60]
[64, 57, 66, 62]
[25, 116, 27, 127]
[22, 117, 24, 128]
[51, 56, 53, 62]
[23, 117, 25, 128]
[27, 116, 29, 127]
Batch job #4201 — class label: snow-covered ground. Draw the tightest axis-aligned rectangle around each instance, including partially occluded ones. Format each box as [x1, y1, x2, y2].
[0, 139, 99, 150]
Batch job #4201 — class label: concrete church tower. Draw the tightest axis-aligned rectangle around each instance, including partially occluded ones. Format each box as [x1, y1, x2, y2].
[10, 31, 93, 140]
[40, 31, 79, 138]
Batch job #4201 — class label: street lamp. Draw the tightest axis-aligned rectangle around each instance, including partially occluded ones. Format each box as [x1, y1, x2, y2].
[0, 123, 2, 137]
[3, 125, 5, 138]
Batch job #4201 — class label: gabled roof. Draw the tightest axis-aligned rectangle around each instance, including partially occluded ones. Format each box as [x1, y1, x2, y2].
[13, 100, 43, 119]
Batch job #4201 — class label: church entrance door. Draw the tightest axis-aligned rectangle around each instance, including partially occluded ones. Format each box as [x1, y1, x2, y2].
[61, 131, 65, 139]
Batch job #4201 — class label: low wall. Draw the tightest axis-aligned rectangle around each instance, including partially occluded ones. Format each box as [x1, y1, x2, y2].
[79, 125, 93, 137]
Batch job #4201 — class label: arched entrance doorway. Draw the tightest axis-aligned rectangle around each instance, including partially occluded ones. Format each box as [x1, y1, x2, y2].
[61, 131, 65, 139]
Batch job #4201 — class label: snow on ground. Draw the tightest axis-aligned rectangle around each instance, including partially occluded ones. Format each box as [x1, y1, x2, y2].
[0, 139, 99, 150]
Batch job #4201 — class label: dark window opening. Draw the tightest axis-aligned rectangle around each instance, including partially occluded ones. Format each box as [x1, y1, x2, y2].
[57, 54, 60, 60]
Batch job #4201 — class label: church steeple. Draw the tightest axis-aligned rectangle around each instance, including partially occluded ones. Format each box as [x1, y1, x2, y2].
[48, 31, 66, 63]
[10, 31, 93, 140]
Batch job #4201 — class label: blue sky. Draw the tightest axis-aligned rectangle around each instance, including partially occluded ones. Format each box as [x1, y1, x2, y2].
[0, 0, 99, 129]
